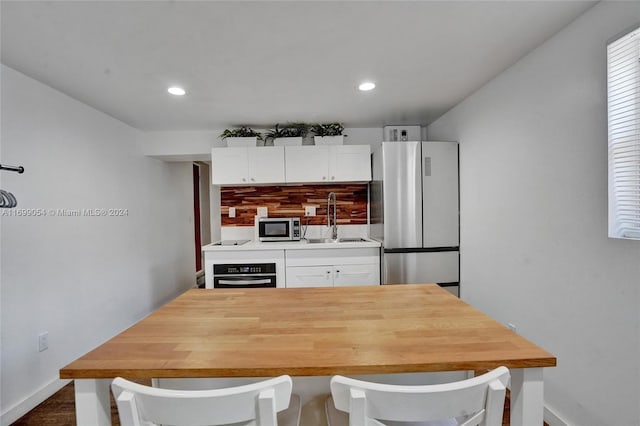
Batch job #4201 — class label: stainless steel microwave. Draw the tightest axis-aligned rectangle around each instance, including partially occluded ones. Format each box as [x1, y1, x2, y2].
[258, 217, 301, 242]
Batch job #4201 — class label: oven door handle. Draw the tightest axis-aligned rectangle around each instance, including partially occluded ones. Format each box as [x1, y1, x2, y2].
[217, 279, 273, 285]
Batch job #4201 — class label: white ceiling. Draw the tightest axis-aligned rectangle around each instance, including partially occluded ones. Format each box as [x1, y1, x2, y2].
[1, 1, 596, 131]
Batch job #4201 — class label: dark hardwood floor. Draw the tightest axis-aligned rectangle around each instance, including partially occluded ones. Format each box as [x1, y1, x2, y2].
[10, 381, 545, 426]
[11, 380, 123, 426]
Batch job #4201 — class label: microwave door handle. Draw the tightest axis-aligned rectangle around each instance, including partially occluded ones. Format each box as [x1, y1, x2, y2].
[217, 279, 272, 285]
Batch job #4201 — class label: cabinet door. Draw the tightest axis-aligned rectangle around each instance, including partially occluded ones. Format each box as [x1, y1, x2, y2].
[211, 148, 249, 184]
[333, 264, 380, 287]
[248, 147, 285, 183]
[329, 145, 371, 182]
[285, 146, 330, 183]
[286, 266, 333, 288]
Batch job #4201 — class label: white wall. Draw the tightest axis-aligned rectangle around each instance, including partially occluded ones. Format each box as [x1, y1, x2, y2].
[198, 162, 212, 248]
[0, 65, 195, 424]
[427, 3, 640, 425]
[139, 130, 223, 161]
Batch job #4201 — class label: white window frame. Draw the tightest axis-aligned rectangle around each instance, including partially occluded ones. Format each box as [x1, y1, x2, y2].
[608, 25, 640, 240]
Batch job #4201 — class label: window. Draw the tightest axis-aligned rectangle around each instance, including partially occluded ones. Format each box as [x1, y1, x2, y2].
[608, 26, 640, 240]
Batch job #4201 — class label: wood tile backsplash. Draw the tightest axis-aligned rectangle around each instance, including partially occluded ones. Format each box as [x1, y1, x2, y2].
[221, 185, 368, 226]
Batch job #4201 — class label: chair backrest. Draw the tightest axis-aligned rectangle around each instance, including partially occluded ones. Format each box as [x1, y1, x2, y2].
[111, 375, 293, 426]
[330, 367, 510, 426]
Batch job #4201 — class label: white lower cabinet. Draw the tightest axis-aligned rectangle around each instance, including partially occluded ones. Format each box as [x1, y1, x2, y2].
[285, 248, 380, 288]
[332, 264, 380, 287]
[286, 264, 379, 288]
[286, 266, 333, 288]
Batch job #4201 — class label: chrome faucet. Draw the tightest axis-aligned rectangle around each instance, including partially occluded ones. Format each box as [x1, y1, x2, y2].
[327, 192, 338, 240]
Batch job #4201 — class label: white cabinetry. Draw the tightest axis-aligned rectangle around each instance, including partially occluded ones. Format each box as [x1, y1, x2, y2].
[211, 147, 285, 185]
[286, 264, 379, 288]
[285, 247, 380, 288]
[286, 266, 334, 288]
[285, 145, 371, 183]
[332, 264, 379, 287]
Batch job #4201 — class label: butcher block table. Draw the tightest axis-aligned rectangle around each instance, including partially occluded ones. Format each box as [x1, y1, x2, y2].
[60, 284, 555, 426]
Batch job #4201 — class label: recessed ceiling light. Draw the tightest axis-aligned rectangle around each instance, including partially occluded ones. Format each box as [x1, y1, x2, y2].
[358, 82, 376, 91]
[168, 86, 186, 96]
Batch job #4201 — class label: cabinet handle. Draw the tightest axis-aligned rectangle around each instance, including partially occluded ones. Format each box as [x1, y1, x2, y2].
[326, 270, 331, 279]
[242, 178, 246, 182]
[331, 176, 335, 180]
[322, 176, 327, 180]
[250, 178, 255, 181]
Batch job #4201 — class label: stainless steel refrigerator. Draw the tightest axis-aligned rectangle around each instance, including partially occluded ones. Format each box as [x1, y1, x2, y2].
[371, 141, 460, 295]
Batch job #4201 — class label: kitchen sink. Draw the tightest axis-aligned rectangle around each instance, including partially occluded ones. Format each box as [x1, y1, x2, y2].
[304, 237, 368, 244]
[305, 238, 337, 244]
[338, 237, 369, 243]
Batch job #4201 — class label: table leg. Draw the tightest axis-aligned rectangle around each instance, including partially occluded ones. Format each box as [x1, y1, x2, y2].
[74, 379, 112, 426]
[510, 368, 544, 426]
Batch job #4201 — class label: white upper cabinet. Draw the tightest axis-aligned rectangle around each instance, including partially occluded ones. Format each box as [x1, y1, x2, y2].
[212, 145, 372, 185]
[211, 147, 285, 185]
[329, 145, 371, 182]
[285, 145, 371, 183]
[285, 146, 330, 183]
[248, 147, 285, 183]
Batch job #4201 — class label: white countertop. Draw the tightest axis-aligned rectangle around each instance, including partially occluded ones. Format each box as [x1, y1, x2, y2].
[202, 238, 381, 252]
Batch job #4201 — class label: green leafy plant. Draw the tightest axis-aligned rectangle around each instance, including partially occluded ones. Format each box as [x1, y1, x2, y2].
[219, 126, 263, 140]
[310, 122, 346, 137]
[264, 122, 309, 141]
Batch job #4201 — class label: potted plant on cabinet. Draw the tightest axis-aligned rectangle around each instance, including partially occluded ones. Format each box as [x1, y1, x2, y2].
[264, 123, 309, 146]
[219, 126, 263, 147]
[311, 122, 346, 145]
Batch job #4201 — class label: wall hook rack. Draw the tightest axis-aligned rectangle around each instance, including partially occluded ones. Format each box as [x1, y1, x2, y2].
[0, 162, 24, 208]
[0, 163, 24, 174]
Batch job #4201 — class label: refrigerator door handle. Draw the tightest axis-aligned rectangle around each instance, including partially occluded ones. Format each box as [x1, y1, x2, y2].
[424, 156, 431, 177]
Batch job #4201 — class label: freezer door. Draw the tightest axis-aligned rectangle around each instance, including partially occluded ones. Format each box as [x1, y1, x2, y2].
[383, 251, 459, 284]
[422, 141, 459, 247]
[382, 142, 422, 248]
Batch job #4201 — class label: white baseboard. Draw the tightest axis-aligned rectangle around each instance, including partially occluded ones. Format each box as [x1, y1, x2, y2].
[545, 405, 570, 426]
[1, 378, 71, 426]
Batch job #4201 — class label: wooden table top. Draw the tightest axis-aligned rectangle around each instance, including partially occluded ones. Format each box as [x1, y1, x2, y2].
[60, 284, 556, 380]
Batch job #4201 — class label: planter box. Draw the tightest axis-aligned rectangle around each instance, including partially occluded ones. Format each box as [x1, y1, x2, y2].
[225, 137, 258, 147]
[274, 137, 303, 147]
[314, 135, 344, 145]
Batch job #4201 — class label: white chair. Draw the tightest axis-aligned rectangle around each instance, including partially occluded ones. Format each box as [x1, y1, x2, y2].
[111, 375, 301, 426]
[326, 367, 510, 426]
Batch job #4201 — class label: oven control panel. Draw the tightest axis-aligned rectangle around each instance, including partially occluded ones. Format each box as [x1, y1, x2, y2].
[213, 263, 277, 275]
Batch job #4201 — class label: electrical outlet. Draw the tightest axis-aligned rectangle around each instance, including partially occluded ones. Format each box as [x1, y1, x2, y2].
[257, 207, 268, 217]
[507, 323, 516, 332]
[228, 207, 236, 218]
[38, 332, 48, 352]
[305, 206, 316, 216]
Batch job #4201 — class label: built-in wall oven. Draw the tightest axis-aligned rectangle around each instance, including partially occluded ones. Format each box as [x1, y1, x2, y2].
[203, 249, 285, 289]
[212, 263, 277, 288]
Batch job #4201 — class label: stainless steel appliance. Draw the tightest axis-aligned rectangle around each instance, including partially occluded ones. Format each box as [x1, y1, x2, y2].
[258, 217, 301, 242]
[371, 141, 460, 296]
[212, 263, 277, 288]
